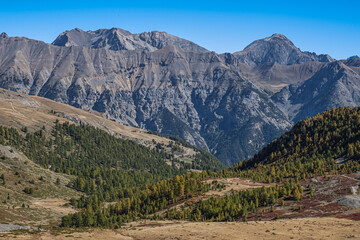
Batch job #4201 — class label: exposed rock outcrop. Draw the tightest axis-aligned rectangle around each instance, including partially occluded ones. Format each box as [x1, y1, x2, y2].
[1, 29, 358, 166]
[52, 28, 209, 53]
[233, 33, 334, 66]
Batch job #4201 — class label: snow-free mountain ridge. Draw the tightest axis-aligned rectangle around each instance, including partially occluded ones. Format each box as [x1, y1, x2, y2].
[0, 28, 358, 165]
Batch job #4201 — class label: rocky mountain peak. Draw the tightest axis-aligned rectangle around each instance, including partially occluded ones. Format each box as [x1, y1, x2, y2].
[0, 29, 355, 166]
[234, 33, 334, 66]
[348, 55, 360, 59]
[108, 27, 132, 36]
[344, 58, 360, 67]
[0, 32, 8, 38]
[135, 30, 209, 53]
[52, 28, 89, 47]
[52, 27, 208, 53]
[263, 33, 292, 42]
[240, 33, 296, 53]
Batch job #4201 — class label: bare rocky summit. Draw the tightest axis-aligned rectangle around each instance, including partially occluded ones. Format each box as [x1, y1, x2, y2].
[348, 55, 360, 59]
[52, 28, 209, 52]
[234, 33, 334, 66]
[0, 29, 358, 165]
[0, 32, 8, 38]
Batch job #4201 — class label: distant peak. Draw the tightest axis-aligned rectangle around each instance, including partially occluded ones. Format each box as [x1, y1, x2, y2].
[108, 27, 132, 36]
[234, 33, 333, 66]
[52, 27, 208, 52]
[150, 30, 168, 35]
[348, 55, 360, 60]
[73, 28, 84, 32]
[272, 33, 286, 37]
[0, 32, 8, 38]
[265, 33, 290, 41]
[241, 33, 295, 52]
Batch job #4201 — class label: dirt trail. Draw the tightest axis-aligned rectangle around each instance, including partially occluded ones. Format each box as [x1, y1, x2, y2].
[10, 102, 27, 119]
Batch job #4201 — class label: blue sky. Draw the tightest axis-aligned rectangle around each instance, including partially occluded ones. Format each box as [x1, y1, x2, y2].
[0, 0, 359, 59]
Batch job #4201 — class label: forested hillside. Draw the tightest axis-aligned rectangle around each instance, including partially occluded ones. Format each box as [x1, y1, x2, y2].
[230, 107, 360, 182]
[61, 107, 360, 227]
[2, 107, 360, 229]
[0, 121, 224, 222]
[162, 107, 360, 223]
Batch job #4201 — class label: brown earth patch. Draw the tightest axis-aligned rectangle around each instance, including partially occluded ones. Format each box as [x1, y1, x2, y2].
[30, 198, 77, 215]
[337, 212, 360, 221]
[203, 178, 274, 198]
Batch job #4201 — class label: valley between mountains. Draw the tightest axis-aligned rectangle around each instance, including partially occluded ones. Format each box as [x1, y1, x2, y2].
[0, 29, 360, 239]
[1, 29, 359, 165]
[0, 90, 359, 239]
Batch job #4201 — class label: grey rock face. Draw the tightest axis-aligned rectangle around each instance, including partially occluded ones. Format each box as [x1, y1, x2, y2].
[272, 60, 360, 122]
[0, 32, 8, 38]
[52, 28, 208, 53]
[0, 34, 292, 165]
[348, 55, 360, 60]
[234, 33, 334, 66]
[0, 224, 31, 232]
[1, 30, 358, 166]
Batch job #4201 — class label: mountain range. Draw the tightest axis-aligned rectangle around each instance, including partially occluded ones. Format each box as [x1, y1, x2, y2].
[0, 28, 359, 166]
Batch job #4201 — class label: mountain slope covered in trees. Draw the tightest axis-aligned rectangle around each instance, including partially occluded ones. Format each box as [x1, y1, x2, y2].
[231, 107, 360, 182]
[61, 107, 360, 227]
[0, 120, 224, 226]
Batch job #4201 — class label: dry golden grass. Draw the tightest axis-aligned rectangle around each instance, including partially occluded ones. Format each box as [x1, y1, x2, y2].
[0, 144, 80, 226]
[0, 88, 196, 161]
[30, 198, 77, 215]
[203, 178, 273, 198]
[0, 88, 167, 143]
[2, 217, 359, 239]
[122, 218, 360, 240]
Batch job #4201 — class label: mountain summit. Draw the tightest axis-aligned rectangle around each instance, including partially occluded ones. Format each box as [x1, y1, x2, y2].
[0, 29, 358, 165]
[233, 33, 334, 66]
[0, 32, 8, 38]
[348, 55, 360, 59]
[52, 28, 208, 52]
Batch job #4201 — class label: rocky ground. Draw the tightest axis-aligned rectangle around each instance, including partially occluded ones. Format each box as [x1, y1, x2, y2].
[0, 224, 31, 233]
